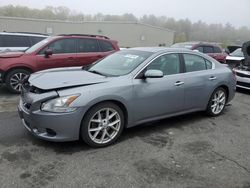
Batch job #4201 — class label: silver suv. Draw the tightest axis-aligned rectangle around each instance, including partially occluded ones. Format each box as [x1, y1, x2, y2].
[0, 32, 48, 52]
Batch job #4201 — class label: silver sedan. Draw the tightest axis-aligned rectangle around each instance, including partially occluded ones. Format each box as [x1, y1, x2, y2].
[18, 47, 236, 147]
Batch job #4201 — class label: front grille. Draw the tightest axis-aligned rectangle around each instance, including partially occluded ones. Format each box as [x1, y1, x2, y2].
[237, 81, 250, 88]
[236, 72, 250, 78]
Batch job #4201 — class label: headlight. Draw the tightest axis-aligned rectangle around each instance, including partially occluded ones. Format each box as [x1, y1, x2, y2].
[41, 94, 80, 113]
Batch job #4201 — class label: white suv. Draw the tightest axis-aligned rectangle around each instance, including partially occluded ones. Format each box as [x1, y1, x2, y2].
[0, 32, 48, 52]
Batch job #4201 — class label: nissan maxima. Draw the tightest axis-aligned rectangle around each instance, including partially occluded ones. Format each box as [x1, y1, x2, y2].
[18, 47, 236, 147]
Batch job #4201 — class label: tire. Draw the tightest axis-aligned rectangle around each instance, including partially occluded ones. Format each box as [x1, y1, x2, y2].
[5, 69, 31, 94]
[81, 102, 125, 147]
[206, 87, 227, 116]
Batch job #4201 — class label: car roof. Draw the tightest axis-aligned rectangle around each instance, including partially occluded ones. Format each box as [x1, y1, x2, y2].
[129, 47, 192, 53]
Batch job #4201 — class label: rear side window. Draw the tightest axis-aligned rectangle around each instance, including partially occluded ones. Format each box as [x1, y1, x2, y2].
[99, 40, 115, 52]
[203, 46, 214, 53]
[183, 54, 207, 72]
[214, 46, 222, 53]
[0, 35, 30, 47]
[78, 39, 100, 53]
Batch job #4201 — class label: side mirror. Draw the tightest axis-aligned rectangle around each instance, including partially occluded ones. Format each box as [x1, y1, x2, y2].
[144, 70, 164, 78]
[44, 49, 53, 58]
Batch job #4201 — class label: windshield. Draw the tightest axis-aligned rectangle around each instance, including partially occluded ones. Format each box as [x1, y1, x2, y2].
[25, 37, 56, 54]
[230, 48, 243, 57]
[88, 50, 153, 76]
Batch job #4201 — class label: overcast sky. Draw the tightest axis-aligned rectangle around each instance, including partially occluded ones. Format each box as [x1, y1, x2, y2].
[0, 0, 249, 28]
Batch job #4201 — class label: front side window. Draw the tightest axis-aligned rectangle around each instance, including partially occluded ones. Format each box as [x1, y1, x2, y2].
[147, 53, 180, 75]
[40, 39, 76, 54]
[195, 46, 203, 53]
[183, 54, 206, 72]
[78, 39, 100, 53]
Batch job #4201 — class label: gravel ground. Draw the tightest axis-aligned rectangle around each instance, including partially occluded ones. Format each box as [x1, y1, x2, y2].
[0, 86, 249, 188]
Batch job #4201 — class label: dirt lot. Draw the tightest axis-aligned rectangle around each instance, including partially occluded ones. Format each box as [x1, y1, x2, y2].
[0, 86, 249, 188]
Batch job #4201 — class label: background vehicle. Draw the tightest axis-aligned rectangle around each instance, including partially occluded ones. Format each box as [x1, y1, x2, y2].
[226, 48, 244, 68]
[233, 41, 250, 90]
[0, 34, 119, 93]
[171, 42, 227, 63]
[0, 32, 48, 52]
[18, 47, 236, 147]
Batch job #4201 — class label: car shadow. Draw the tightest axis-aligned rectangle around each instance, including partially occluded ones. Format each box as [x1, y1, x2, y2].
[28, 111, 207, 154]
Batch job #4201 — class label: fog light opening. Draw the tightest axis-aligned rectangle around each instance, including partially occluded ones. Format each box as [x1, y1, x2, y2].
[46, 128, 56, 137]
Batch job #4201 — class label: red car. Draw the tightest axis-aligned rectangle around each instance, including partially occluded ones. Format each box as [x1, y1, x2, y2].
[0, 34, 119, 93]
[171, 42, 227, 63]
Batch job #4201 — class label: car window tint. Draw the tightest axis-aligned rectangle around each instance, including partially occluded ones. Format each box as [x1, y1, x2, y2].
[0, 35, 30, 47]
[183, 54, 206, 72]
[195, 46, 203, 53]
[206, 59, 213, 69]
[147, 54, 180, 75]
[214, 46, 222, 53]
[99, 40, 115, 52]
[40, 39, 76, 54]
[203, 46, 214, 53]
[78, 39, 100, 53]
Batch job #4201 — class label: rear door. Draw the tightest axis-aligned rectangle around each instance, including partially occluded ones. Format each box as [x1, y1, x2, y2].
[181, 53, 215, 110]
[36, 38, 77, 70]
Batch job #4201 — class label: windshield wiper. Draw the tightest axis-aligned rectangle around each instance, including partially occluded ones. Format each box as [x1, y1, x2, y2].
[88, 70, 106, 76]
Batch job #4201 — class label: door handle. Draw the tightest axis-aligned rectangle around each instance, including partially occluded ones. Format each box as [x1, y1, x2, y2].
[67, 57, 75, 62]
[174, 81, 184, 86]
[209, 76, 217, 81]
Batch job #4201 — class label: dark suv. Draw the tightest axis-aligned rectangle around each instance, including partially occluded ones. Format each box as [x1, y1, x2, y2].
[0, 34, 119, 93]
[171, 42, 227, 63]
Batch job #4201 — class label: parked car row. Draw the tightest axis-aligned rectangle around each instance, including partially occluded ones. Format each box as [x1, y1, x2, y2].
[0, 34, 119, 93]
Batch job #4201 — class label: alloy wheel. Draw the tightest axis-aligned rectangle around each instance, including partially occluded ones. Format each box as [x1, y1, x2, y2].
[10, 72, 28, 92]
[88, 108, 121, 144]
[211, 89, 226, 115]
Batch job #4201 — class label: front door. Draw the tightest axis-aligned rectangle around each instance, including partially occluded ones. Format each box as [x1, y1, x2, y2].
[132, 53, 185, 122]
[36, 38, 77, 71]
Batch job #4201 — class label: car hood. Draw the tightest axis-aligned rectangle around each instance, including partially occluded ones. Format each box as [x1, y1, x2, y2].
[28, 67, 109, 90]
[0, 51, 25, 58]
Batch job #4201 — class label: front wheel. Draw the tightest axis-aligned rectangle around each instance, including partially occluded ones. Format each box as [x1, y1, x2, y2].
[5, 69, 31, 93]
[81, 102, 124, 147]
[206, 87, 227, 116]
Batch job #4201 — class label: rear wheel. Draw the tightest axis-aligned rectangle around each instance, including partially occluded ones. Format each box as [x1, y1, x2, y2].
[206, 87, 227, 116]
[5, 69, 31, 93]
[81, 102, 124, 147]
